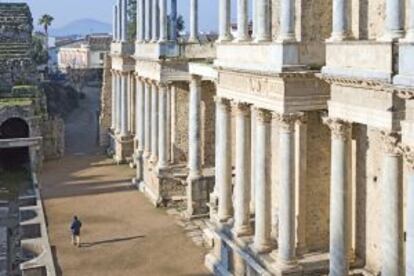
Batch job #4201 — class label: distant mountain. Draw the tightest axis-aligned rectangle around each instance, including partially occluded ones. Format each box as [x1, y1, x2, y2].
[49, 19, 112, 37]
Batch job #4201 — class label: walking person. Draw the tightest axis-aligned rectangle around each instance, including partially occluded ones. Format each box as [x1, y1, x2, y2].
[70, 215, 82, 247]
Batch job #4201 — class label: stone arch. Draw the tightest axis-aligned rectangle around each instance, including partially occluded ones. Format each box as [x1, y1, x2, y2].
[0, 117, 30, 139]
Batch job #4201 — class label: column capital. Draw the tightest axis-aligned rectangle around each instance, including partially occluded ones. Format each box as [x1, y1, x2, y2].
[403, 145, 414, 171]
[273, 112, 304, 132]
[231, 101, 251, 116]
[379, 130, 403, 156]
[323, 117, 352, 140]
[190, 74, 202, 82]
[214, 96, 231, 111]
[255, 108, 272, 123]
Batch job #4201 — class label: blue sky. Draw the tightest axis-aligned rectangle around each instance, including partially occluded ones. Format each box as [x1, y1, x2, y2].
[4, 0, 242, 32]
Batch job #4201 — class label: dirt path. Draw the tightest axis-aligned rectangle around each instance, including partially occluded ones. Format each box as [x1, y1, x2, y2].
[40, 87, 210, 276]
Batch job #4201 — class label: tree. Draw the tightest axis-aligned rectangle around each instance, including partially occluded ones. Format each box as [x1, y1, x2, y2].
[31, 35, 49, 65]
[38, 14, 54, 36]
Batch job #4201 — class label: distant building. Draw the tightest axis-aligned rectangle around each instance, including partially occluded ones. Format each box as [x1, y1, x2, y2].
[57, 34, 111, 72]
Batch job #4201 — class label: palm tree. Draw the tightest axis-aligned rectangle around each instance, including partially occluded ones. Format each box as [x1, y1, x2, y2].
[38, 14, 54, 36]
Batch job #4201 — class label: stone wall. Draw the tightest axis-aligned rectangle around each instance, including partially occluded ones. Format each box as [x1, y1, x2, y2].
[201, 81, 216, 168]
[171, 82, 189, 165]
[41, 116, 65, 160]
[99, 54, 112, 147]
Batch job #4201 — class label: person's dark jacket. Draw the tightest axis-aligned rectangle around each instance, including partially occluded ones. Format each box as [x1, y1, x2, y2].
[70, 219, 82, 235]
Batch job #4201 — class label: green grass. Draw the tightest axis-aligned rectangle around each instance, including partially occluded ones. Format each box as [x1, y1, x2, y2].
[0, 169, 30, 200]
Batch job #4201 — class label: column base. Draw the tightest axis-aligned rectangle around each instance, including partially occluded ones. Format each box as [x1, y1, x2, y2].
[113, 135, 134, 164]
[232, 225, 253, 238]
[186, 175, 211, 218]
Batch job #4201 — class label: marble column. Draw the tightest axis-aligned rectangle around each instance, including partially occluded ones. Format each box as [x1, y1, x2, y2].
[384, 0, 404, 40]
[158, 83, 168, 169]
[121, 0, 128, 42]
[111, 72, 117, 130]
[236, 0, 249, 41]
[380, 131, 403, 276]
[218, 0, 233, 41]
[324, 118, 352, 276]
[144, 81, 152, 157]
[137, 0, 145, 42]
[330, 0, 349, 41]
[233, 102, 252, 236]
[255, 0, 271, 42]
[406, 148, 414, 276]
[275, 113, 302, 263]
[151, 0, 159, 42]
[116, 73, 122, 133]
[252, 0, 257, 39]
[407, 0, 414, 41]
[159, 0, 168, 42]
[136, 78, 145, 153]
[120, 73, 129, 136]
[278, 0, 295, 41]
[189, 0, 199, 42]
[145, 0, 152, 41]
[188, 76, 202, 178]
[118, 0, 122, 42]
[113, 5, 118, 41]
[150, 83, 159, 162]
[170, 0, 178, 40]
[216, 97, 233, 221]
[253, 108, 272, 253]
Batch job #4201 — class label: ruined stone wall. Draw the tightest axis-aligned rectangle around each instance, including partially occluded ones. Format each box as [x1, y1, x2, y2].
[99, 54, 112, 147]
[41, 117, 65, 160]
[171, 83, 189, 164]
[201, 82, 216, 168]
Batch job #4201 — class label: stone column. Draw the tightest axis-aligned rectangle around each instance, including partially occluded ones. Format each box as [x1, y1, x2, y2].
[120, 73, 129, 136]
[255, 0, 271, 42]
[158, 83, 168, 169]
[278, 0, 295, 41]
[253, 108, 272, 253]
[324, 118, 352, 276]
[118, 0, 122, 42]
[159, 0, 168, 42]
[407, 0, 414, 41]
[189, 0, 199, 42]
[216, 97, 233, 221]
[145, 0, 152, 41]
[136, 78, 145, 179]
[233, 102, 252, 236]
[383, 0, 404, 40]
[113, 5, 118, 41]
[151, 0, 159, 42]
[170, 0, 178, 40]
[218, 0, 233, 41]
[144, 81, 152, 157]
[274, 113, 302, 263]
[137, 0, 145, 42]
[111, 71, 117, 130]
[236, 0, 249, 41]
[330, 0, 349, 41]
[380, 131, 403, 276]
[252, 0, 257, 39]
[405, 147, 414, 276]
[188, 76, 202, 178]
[150, 82, 159, 162]
[121, 0, 128, 42]
[117, 73, 122, 134]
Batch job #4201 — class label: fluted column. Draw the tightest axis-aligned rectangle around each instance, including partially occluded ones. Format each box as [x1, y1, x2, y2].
[216, 97, 232, 221]
[111, 72, 117, 130]
[188, 76, 202, 178]
[383, 0, 404, 40]
[120, 73, 128, 136]
[189, 0, 199, 42]
[278, 0, 295, 41]
[405, 147, 414, 276]
[150, 83, 159, 162]
[218, 0, 232, 41]
[170, 0, 178, 40]
[253, 108, 272, 253]
[137, 0, 145, 42]
[158, 83, 168, 168]
[116, 73, 122, 133]
[151, 0, 159, 42]
[145, 0, 152, 41]
[121, 0, 128, 42]
[236, 0, 249, 41]
[159, 0, 167, 42]
[233, 102, 252, 236]
[407, 0, 414, 41]
[117, 0, 122, 42]
[324, 118, 352, 276]
[380, 131, 403, 276]
[144, 81, 152, 157]
[275, 113, 302, 263]
[330, 0, 349, 41]
[113, 5, 118, 41]
[255, 0, 271, 42]
[136, 78, 145, 152]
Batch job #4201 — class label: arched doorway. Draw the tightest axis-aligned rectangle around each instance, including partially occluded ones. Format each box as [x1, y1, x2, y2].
[0, 118, 30, 170]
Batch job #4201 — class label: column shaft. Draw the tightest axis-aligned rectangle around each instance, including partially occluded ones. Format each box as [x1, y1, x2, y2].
[150, 83, 159, 162]
[159, 0, 167, 41]
[237, 0, 249, 41]
[135, 79, 144, 147]
[113, 5, 118, 41]
[151, 0, 159, 41]
[407, 0, 414, 40]
[145, 0, 152, 41]
[144, 82, 152, 157]
[219, 0, 232, 41]
[170, 0, 178, 40]
[407, 166, 414, 275]
[216, 97, 232, 221]
[189, 0, 199, 42]
[137, 0, 145, 42]
[120, 74, 128, 136]
[111, 72, 116, 129]
[121, 0, 128, 42]
[117, 74, 122, 133]
[255, 0, 271, 42]
[331, 0, 349, 40]
[384, 0, 404, 40]
[233, 103, 252, 236]
[253, 109, 272, 253]
[279, 0, 295, 41]
[118, 0, 122, 41]
[188, 76, 202, 178]
[158, 84, 168, 168]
